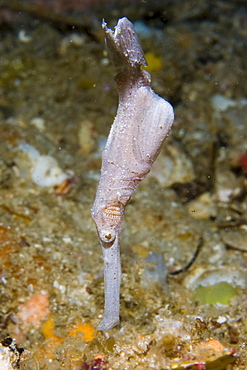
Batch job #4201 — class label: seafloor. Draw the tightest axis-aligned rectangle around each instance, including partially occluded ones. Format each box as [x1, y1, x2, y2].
[0, 0, 246, 369]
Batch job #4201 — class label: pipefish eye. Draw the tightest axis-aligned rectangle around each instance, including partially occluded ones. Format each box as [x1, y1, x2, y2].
[99, 229, 116, 244]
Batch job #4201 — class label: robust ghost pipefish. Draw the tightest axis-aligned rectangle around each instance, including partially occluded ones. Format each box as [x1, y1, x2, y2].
[92, 17, 174, 331]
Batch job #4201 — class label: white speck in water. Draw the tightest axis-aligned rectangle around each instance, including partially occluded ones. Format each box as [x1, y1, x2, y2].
[18, 30, 32, 43]
[1, 277, 7, 285]
[30, 117, 45, 131]
[217, 316, 227, 324]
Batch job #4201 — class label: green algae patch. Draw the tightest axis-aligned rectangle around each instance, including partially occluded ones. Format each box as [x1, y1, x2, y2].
[193, 282, 238, 305]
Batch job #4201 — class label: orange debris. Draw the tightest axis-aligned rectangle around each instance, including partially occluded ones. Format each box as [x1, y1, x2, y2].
[40, 317, 65, 359]
[197, 339, 226, 353]
[17, 291, 50, 328]
[69, 321, 95, 342]
[55, 178, 73, 195]
[94, 354, 104, 360]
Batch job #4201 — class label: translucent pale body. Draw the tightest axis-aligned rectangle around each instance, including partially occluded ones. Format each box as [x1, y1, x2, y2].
[92, 17, 174, 331]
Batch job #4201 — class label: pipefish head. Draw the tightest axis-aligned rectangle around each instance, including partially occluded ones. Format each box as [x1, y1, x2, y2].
[92, 204, 122, 245]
